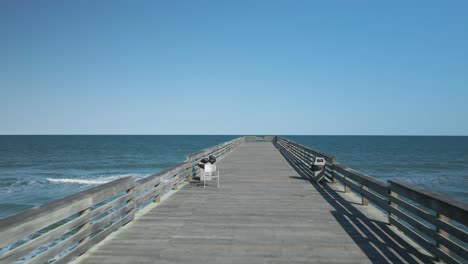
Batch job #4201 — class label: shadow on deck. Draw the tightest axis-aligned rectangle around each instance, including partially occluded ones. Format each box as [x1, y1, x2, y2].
[274, 141, 434, 264]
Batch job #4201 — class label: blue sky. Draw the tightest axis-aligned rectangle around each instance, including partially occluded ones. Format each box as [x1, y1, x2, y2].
[1, 1, 467, 135]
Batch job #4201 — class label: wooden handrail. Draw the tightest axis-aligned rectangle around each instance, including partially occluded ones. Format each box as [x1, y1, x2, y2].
[389, 179, 468, 263]
[0, 136, 244, 264]
[0, 177, 135, 263]
[276, 136, 468, 264]
[389, 179, 468, 225]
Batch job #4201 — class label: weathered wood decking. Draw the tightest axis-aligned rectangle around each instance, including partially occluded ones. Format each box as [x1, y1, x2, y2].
[75, 142, 430, 264]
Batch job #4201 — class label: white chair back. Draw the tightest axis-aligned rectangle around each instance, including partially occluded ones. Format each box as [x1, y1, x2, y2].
[201, 163, 219, 188]
[204, 163, 216, 173]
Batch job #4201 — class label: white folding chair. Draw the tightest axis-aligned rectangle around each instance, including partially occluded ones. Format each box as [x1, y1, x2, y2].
[202, 163, 219, 188]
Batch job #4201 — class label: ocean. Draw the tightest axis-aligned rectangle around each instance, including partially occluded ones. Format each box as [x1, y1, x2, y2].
[287, 136, 468, 202]
[0, 135, 236, 218]
[0, 135, 467, 218]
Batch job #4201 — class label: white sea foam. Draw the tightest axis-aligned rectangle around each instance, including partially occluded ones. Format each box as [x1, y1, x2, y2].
[46, 174, 146, 185]
[46, 178, 111, 185]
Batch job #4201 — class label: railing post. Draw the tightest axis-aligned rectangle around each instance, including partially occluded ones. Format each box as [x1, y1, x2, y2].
[187, 156, 197, 181]
[303, 148, 307, 164]
[388, 187, 397, 225]
[154, 194, 161, 203]
[186, 163, 191, 181]
[172, 173, 179, 190]
[77, 208, 91, 252]
[436, 213, 450, 259]
[153, 181, 161, 203]
[344, 176, 350, 193]
[362, 185, 368, 206]
[186, 158, 192, 182]
[125, 185, 136, 217]
[331, 157, 336, 183]
[300, 147, 304, 164]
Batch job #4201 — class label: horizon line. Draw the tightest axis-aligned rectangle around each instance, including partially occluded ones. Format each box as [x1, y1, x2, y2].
[1, 134, 467, 137]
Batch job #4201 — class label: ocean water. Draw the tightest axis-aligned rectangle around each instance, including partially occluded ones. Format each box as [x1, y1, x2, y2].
[0, 135, 236, 218]
[0, 135, 467, 219]
[287, 136, 468, 202]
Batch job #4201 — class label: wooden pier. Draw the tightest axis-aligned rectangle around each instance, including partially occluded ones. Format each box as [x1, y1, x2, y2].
[0, 137, 467, 263]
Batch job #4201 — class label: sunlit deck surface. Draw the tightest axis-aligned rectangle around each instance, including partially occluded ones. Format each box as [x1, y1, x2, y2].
[77, 142, 430, 264]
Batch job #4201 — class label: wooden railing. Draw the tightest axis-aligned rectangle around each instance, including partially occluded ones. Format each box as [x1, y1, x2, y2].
[0, 177, 135, 264]
[187, 137, 244, 179]
[389, 180, 468, 264]
[0, 137, 244, 264]
[244, 136, 275, 142]
[275, 136, 467, 264]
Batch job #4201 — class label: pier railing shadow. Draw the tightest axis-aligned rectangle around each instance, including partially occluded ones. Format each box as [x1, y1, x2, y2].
[274, 140, 435, 264]
[0, 137, 245, 264]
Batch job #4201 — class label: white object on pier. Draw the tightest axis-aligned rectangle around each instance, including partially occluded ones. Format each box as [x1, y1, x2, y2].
[312, 157, 326, 182]
[201, 163, 219, 188]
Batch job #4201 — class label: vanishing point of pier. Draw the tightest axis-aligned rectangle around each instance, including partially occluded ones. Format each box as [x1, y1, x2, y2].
[0, 137, 467, 263]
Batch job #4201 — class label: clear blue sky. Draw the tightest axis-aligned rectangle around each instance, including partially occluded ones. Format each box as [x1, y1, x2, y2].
[1, 1, 467, 135]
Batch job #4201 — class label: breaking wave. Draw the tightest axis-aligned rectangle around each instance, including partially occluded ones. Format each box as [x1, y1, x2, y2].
[46, 174, 146, 185]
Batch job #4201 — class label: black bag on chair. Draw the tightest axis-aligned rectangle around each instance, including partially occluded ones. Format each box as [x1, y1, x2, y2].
[198, 158, 209, 169]
[209, 155, 216, 164]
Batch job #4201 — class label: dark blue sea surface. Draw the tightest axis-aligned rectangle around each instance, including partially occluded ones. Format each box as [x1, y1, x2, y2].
[0, 135, 236, 218]
[0, 135, 467, 218]
[286, 136, 468, 202]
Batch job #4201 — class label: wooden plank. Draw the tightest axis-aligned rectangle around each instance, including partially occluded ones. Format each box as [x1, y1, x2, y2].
[389, 216, 436, 253]
[343, 177, 362, 194]
[0, 177, 135, 248]
[136, 175, 162, 193]
[186, 137, 243, 160]
[135, 188, 159, 208]
[177, 169, 191, 180]
[389, 179, 468, 226]
[55, 212, 135, 264]
[78, 142, 418, 264]
[4, 138, 450, 264]
[277, 138, 391, 210]
[362, 185, 369, 205]
[90, 192, 134, 221]
[389, 195, 435, 225]
[0, 191, 133, 263]
[278, 137, 335, 162]
[0, 136, 243, 263]
[158, 175, 179, 191]
[335, 164, 389, 195]
[24, 221, 91, 264]
[136, 175, 180, 207]
[91, 203, 133, 234]
[361, 188, 388, 211]
[136, 162, 189, 192]
[24, 202, 134, 264]
[436, 218, 468, 243]
[435, 234, 468, 260]
[389, 206, 436, 239]
[432, 248, 462, 264]
[333, 172, 346, 184]
[388, 183, 468, 263]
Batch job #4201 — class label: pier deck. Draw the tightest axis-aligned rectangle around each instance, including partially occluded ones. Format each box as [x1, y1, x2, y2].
[76, 142, 429, 264]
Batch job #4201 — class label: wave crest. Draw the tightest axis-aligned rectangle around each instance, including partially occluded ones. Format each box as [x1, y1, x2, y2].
[46, 178, 111, 185]
[46, 174, 145, 185]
